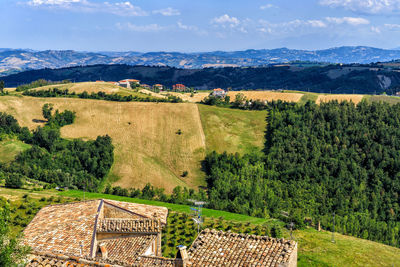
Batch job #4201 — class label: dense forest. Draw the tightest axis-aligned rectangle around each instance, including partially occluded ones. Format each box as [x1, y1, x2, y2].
[0, 105, 114, 191]
[203, 101, 400, 247]
[3, 64, 400, 94]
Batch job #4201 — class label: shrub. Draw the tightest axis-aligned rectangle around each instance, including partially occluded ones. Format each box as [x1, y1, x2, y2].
[5, 173, 23, 189]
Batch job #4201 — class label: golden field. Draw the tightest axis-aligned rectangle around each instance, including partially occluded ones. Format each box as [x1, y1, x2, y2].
[35, 82, 123, 94]
[0, 96, 206, 192]
[166, 91, 304, 103]
[227, 91, 304, 102]
[316, 94, 365, 104]
[164, 92, 210, 103]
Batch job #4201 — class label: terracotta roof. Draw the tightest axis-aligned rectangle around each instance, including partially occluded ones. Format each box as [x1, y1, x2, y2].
[119, 79, 140, 83]
[98, 235, 156, 265]
[188, 229, 297, 266]
[213, 88, 224, 91]
[24, 199, 168, 261]
[26, 250, 124, 267]
[24, 200, 99, 258]
[135, 256, 175, 266]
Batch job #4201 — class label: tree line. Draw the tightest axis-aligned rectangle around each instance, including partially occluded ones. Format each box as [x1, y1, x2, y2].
[203, 100, 400, 247]
[16, 79, 71, 92]
[22, 88, 183, 103]
[201, 93, 296, 111]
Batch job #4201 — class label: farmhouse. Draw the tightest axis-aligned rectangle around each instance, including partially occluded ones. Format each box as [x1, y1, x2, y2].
[119, 79, 140, 88]
[153, 84, 164, 91]
[212, 88, 226, 97]
[24, 199, 298, 266]
[173, 84, 186, 91]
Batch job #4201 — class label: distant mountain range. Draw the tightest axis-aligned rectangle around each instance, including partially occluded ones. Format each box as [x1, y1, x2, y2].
[2, 46, 400, 75]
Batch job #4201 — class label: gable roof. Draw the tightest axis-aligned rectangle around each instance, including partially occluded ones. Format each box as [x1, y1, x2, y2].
[188, 229, 297, 266]
[23, 200, 100, 258]
[23, 199, 168, 260]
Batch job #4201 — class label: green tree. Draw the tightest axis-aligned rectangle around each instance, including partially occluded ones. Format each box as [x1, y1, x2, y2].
[42, 103, 54, 121]
[0, 204, 30, 266]
[5, 173, 23, 189]
[0, 80, 4, 94]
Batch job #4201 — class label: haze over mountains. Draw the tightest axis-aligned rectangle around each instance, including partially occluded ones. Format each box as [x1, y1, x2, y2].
[2, 46, 400, 75]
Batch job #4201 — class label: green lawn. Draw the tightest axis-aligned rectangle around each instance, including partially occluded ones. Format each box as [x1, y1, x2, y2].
[297, 228, 400, 267]
[59, 190, 272, 225]
[0, 139, 31, 163]
[197, 104, 267, 154]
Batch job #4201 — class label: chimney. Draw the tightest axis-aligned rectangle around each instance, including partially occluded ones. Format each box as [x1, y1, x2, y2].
[175, 245, 189, 267]
[99, 243, 108, 259]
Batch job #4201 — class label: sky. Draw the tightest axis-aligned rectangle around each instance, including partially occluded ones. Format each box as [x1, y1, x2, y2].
[1, 0, 400, 52]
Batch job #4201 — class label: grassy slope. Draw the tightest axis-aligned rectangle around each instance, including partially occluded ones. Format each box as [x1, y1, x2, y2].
[297, 228, 400, 267]
[365, 95, 400, 105]
[198, 104, 267, 154]
[0, 96, 206, 192]
[54, 190, 400, 266]
[0, 139, 31, 163]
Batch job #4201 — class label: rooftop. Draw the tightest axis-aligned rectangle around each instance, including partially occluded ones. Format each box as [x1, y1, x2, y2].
[24, 199, 168, 266]
[188, 228, 297, 266]
[24, 200, 297, 266]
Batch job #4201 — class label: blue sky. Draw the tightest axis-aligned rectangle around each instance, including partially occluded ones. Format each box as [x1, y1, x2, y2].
[1, 0, 400, 52]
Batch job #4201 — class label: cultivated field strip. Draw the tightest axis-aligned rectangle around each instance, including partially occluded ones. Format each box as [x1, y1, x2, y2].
[316, 94, 365, 104]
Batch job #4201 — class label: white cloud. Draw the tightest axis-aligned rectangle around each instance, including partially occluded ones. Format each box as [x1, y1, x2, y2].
[27, 0, 82, 6]
[371, 26, 381, 33]
[177, 21, 197, 31]
[384, 24, 400, 30]
[325, 17, 370, 26]
[105, 2, 147, 16]
[320, 0, 400, 14]
[153, 7, 180, 16]
[307, 20, 327, 28]
[212, 14, 240, 28]
[25, 0, 148, 16]
[116, 22, 164, 32]
[260, 4, 276, 10]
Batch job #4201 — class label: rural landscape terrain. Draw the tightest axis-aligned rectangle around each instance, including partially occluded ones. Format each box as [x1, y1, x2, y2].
[0, 77, 400, 266]
[3, 0, 400, 265]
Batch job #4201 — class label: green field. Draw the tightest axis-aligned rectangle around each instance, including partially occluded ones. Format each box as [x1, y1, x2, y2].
[198, 104, 267, 154]
[0, 139, 31, 163]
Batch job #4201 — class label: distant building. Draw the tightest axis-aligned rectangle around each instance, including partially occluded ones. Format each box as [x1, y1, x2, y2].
[96, 80, 104, 83]
[396, 92, 400, 97]
[118, 79, 140, 88]
[212, 88, 226, 97]
[141, 84, 151, 89]
[108, 81, 119, 86]
[153, 84, 164, 91]
[173, 84, 186, 91]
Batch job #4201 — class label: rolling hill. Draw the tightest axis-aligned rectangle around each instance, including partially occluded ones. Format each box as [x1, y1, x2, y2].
[4, 63, 400, 94]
